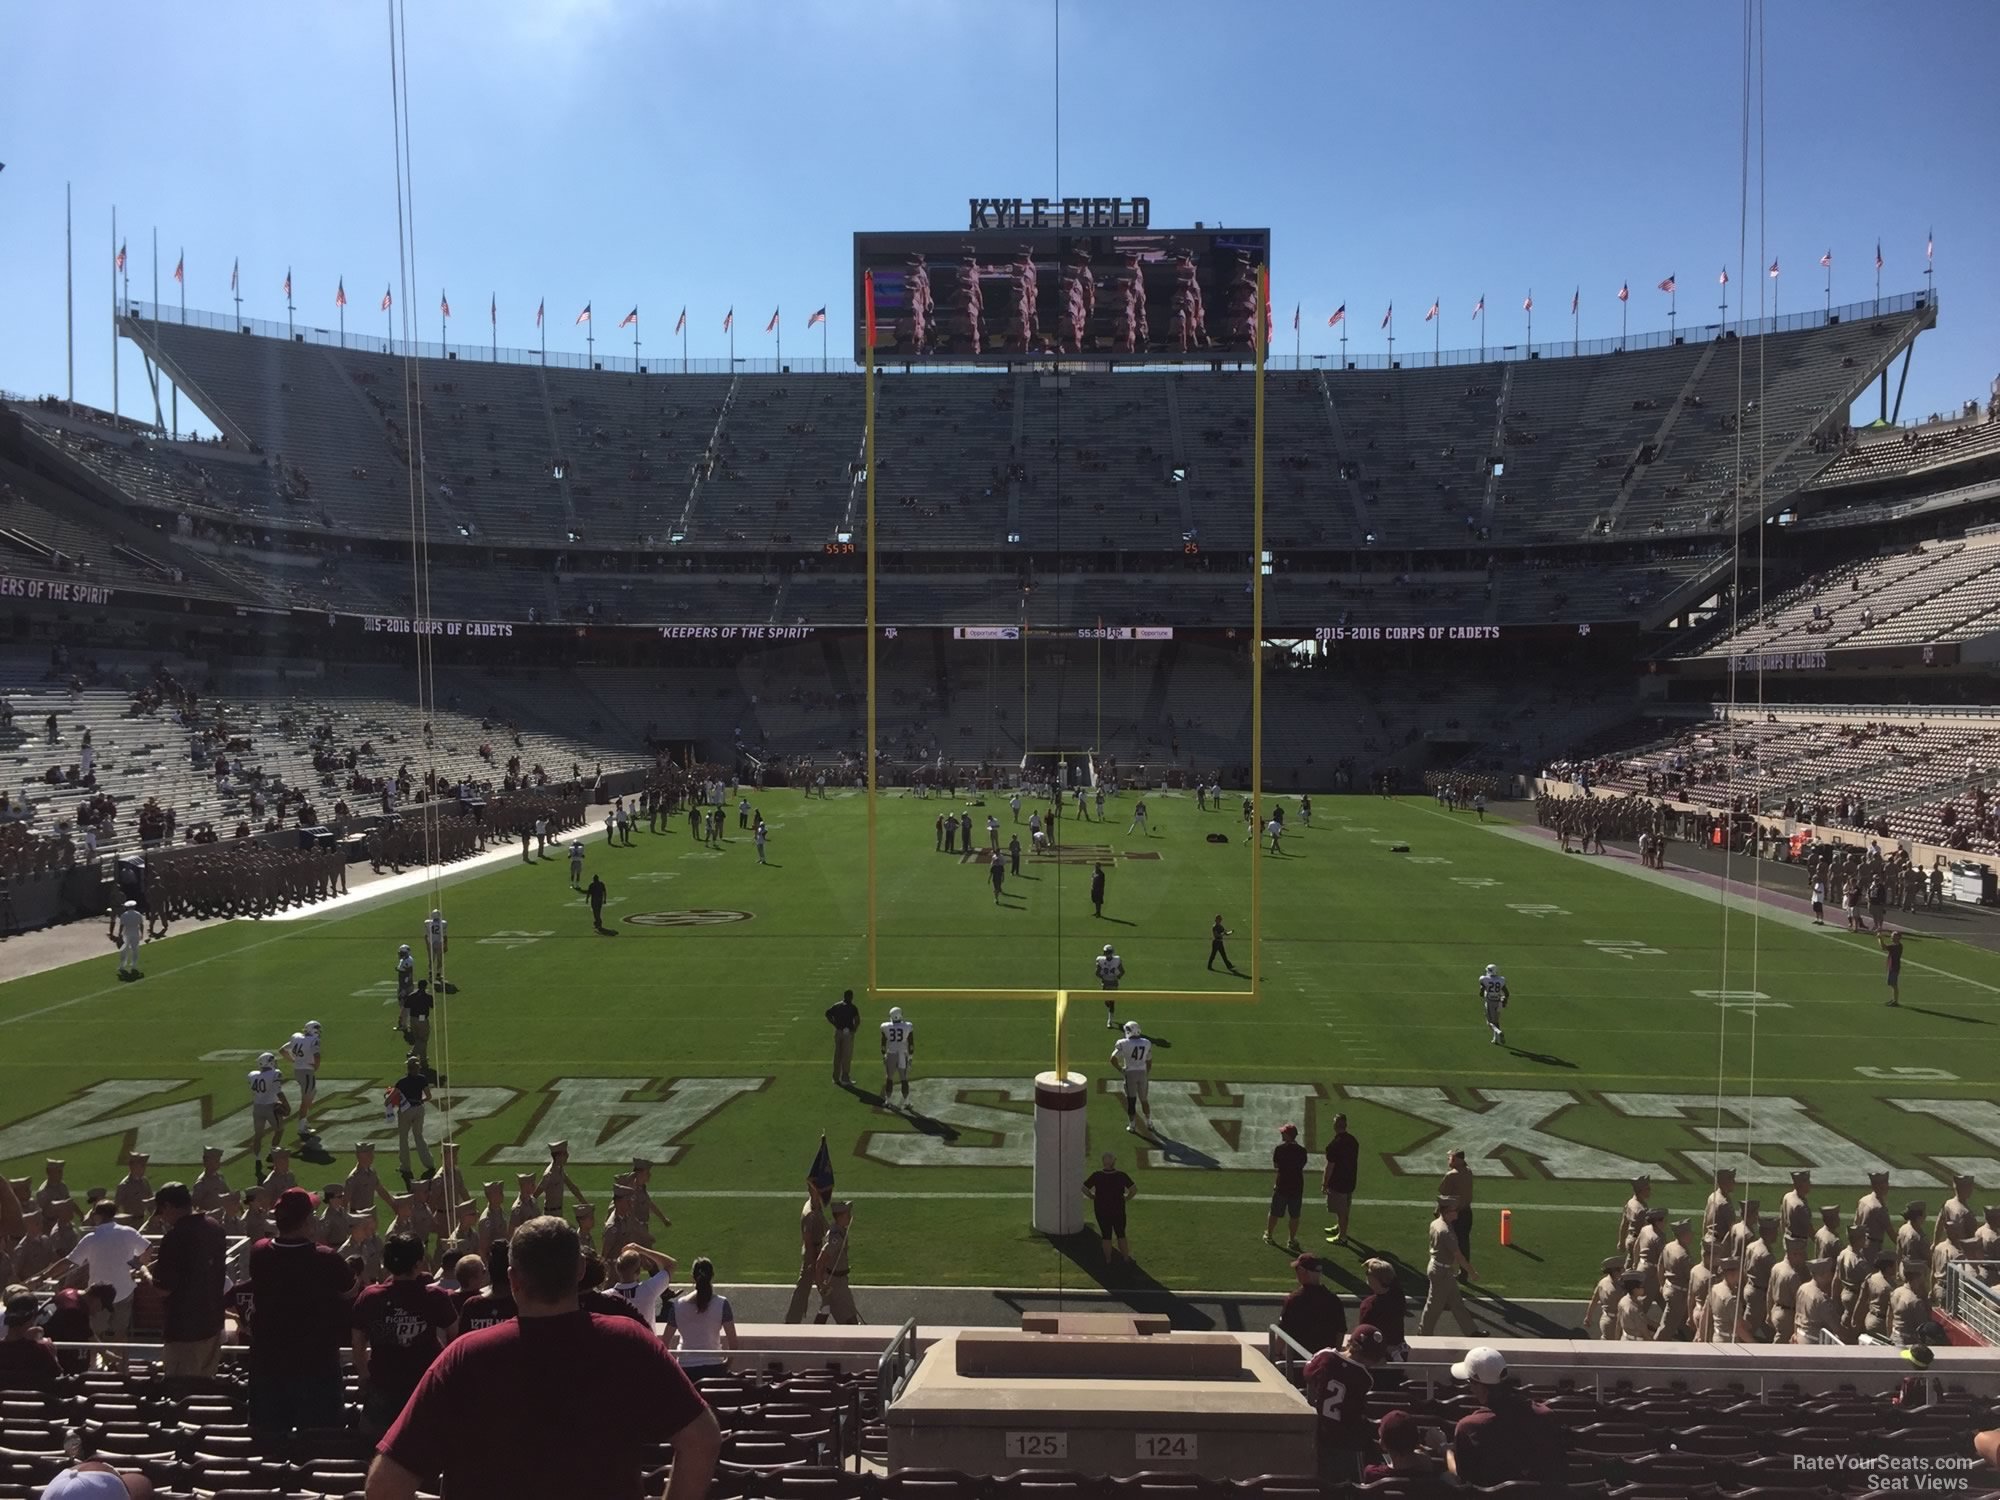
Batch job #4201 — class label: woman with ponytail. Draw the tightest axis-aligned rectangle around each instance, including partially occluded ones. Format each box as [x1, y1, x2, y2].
[667, 1256, 737, 1372]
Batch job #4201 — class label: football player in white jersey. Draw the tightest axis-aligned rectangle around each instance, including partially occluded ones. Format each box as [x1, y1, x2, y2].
[879, 1006, 915, 1108]
[423, 909, 448, 986]
[396, 944, 416, 1003]
[1095, 944, 1125, 1030]
[569, 840, 586, 888]
[279, 1021, 323, 1134]
[1478, 963, 1509, 1046]
[1111, 1021, 1153, 1134]
[110, 898, 145, 978]
[248, 1050, 287, 1171]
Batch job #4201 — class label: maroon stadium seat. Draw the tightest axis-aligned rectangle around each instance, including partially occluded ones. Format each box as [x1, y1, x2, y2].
[744, 1468, 873, 1500]
[876, 1467, 993, 1500]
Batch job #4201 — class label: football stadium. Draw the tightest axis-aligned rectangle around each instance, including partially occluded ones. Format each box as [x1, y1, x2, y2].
[2, 3, 1998, 1496]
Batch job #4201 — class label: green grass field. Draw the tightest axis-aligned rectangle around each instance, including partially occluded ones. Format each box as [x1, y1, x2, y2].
[4, 790, 1996, 1307]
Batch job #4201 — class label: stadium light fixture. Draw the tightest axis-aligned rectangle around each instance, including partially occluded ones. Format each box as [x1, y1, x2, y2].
[1006, 532, 1022, 544]
[669, 529, 685, 545]
[835, 530, 853, 544]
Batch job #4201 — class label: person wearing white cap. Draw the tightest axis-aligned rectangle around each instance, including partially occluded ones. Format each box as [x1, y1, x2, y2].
[879, 1007, 914, 1109]
[36, 1462, 154, 1497]
[423, 907, 449, 988]
[108, 899, 144, 979]
[1444, 1345, 1565, 1484]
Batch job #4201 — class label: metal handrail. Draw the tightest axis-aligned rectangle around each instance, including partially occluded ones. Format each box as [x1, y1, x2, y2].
[875, 1315, 919, 1409]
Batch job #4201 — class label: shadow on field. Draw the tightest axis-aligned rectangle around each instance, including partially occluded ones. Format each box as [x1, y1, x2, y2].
[1506, 1046, 1577, 1068]
[1029, 1232, 1258, 1331]
[1901, 1005, 1993, 1026]
[1149, 1133, 1219, 1169]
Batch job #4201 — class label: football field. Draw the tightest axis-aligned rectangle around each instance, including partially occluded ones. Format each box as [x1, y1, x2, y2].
[3, 790, 1996, 1307]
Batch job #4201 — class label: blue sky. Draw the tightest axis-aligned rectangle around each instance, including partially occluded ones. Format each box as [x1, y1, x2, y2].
[2, 0, 1994, 427]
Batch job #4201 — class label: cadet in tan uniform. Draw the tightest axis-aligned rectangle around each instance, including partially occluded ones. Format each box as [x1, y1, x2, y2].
[262, 1146, 299, 1198]
[573, 1198, 599, 1257]
[1895, 1201, 1930, 1282]
[1584, 1255, 1624, 1340]
[1418, 1195, 1476, 1336]
[816, 1200, 860, 1324]
[1888, 1262, 1932, 1347]
[1697, 1257, 1747, 1342]
[1835, 1224, 1871, 1324]
[1438, 1151, 1476, 1265]
[1724, 1199, 1761, 1267]
[192, 1147, 231, 1215]
[1857, 1251, 1898, 1339]
[536, 1141, 591, 1217]
[1613, 1270, 1651, 1340]
[1686, 1233, 1719, 1335]
[1855, 1171, 1892, 1258]
[1974, 1207, 2000, 1282]
[599, 1185, 639, 1264]
[342, 1212, 384, 1282]
[33, 1160, 70, 1217]
[509, 1173, 540, 1231]
[621, 1158, 671, 1248]
[1778, 1170, 1813, 1245]
[1811, 1204, 1845, 1263]
[1654, 1218, 1695, 1341]
[1793, 1256, 1842, 1344]
[113, 1154, 153, 1226]
[1701, 1168, 1738, 1250]
[478, 1181, 510, 1259]
[1768, 1237, 1809, 1343]
[1616, 1175, 1652, 1265]
[784, 1180, 829, 1324]
[1740, 1216, 1777, 1339]
[317, 1183, 354, 1248]
[1633, 1207, 1667, 1297]
[1934, 1176, 1977, 1277]
[346, 1144, 384, 1216]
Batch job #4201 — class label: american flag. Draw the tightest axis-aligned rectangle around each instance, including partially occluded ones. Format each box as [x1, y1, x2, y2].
[1380, 302, 1392, 329]
[536, 298, 545, 328]
[114, 241, 126, 273]
[1291, 303, 1299, 332]
[1471, 295, 1484, 319]
[1718, 266, 1729, 286]
[723, 308, 734, 333]
[1617, 281, 1629, 303]
[765, 308, 780, 333]
[675, 307, 686, 334]
[381, 286, 393, 312]
[440, 291, 451, 318]
[1523, 291, 1533, 312]
[1819, 249, 1832, 269]
[172, 253, 183, 285]
[1657, 274, 1676, 294]
[1925, 229, 1933, 264]
[1424, 300, 1439, 322]
[230, 258, 239, 293]
[1327, 303, 1345, 328]
[575, 302, 591, 325]
[1570, 287, 1578, 315]
[618, 307, 638, 328]
[808, 306, 827, 328]
[1768, 259, 1780, 278]
[1875, 241, 1883, 271]
[335, 277, 347, 308]
[284, 268, 292, 300]
[490, 294, 496, 325]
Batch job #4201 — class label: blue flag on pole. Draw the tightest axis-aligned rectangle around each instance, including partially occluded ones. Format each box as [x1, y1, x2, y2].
[808, 1133, 835, 1195]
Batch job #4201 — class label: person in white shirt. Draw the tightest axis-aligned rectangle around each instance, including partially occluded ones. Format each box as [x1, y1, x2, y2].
[43, 1201, 151, 1338]
[1478, 964, 1510, 1046]
[1111, 1022, 1153, 1135]
[248, 1050, 288, 1169]
[879, 1007, 915, 1108]
[667, 1258, 738, 1371]
[569, 840, 586, 888]
[608, 1245, 678, 1332]
[396, 944, 416, 1003]
[109, 899, 144, 978]
[1127, 798, 1148, 836]
[279, 1021, 323, 1134]
[423, 910, 448, 986]
[1266, 816, 1284, 854]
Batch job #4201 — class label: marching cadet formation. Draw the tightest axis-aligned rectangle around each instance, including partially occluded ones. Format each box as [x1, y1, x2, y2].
[1578, 1164, 1993, 1345]
[139, 841, 349, 933]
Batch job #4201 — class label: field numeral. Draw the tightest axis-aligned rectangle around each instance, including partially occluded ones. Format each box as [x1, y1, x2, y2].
[1856, 1066, 1959, 1082]
[1406, 856, 1452, 865]
[1508, 903, 1572, 919]
[478, 929, 554, 948]
[1450, 877, 1500, 888]
[1585, 939, 1666, 959]
[200, 1049, 265, 1062]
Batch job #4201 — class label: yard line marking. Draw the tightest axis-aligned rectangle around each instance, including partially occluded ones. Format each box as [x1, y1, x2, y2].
[652, 1188, 1712, 1218]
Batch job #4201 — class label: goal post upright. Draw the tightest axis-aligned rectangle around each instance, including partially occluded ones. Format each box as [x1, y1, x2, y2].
[1250, 264, 1267, 998]
[864, 271, 879, 998]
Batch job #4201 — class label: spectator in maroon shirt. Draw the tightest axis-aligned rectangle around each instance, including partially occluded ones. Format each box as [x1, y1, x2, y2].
[351, 1233, 457, 1435]
[456, 1241, 516, 1335]
[1320, 1114, 1360, 1244]
[1446, 1345, 1566, 1485]
[1304, 1324, 1389, 1483]
[1263, 1123, 1309, 1252]
[1361, 1410, 1446, 1482]
[1278, 1254, 1346, 1355]
[0, 1291, 64, 1391]
[1355, 1258, 1409, 1358]
[366, 1215, 720, 1500]
[151, 1182, 228, 1380]
[247, 1186, 356, 1433]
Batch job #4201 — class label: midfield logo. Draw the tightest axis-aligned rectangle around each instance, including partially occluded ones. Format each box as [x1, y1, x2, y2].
[0, 1080, 1988, 1186]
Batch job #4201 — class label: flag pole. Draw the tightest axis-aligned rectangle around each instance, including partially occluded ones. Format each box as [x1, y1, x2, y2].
[540, 302, 546, 367]
[633, 314, 640, 369]
[386, 293, 393, 351]
[1824, 256, 1831, 321]
[682, 316, 688, 374]
[1669, 285, 1676, 340]
[286, 267, 294, 341]
[1385, 308, 1393, 365]
[339, 289, 345, 349]
[110, 206, 119, 425]
[1925, 234, 1933, 303]
[1720, 273, 1728, 338]
[1525, 293, 1532, 356]
[1621, 295, 1627, 350]
[1433, 300, 1440, 363]
[233, 262, 242, 334]
[64, 183, 74, 410]
[822, 312, 828, 370]
[1572, 291, 1579, 352]
[492, 297, 497, 362]
[150, 229, 159, 433]
[174, 245, 184, 437]
[441, 295, 447, 351]
[1479, 300, 1485, 360]
[776, 309, 781, 371]
[587, 305, 594, 366]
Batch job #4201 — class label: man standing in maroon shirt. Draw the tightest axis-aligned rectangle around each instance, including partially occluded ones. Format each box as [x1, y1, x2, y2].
[1278, 1254, 1347, 1354]
[1304, 1324, 1389, 1482]
[1321, 1114, 1360, 1245]
[366, 1216, 720, 1500]
[247, 1186, 356, 1433]
[1355, 1258, 1409, 1358]
[1264, 1123, 1309, 1252]
[351, 1233, 457, 1434]
[1446, 1346, 1565, 1485]
[457, 1241, 517, 1334]
[0, 1292, 64, 1392]
[150, 1183, 228, 1379]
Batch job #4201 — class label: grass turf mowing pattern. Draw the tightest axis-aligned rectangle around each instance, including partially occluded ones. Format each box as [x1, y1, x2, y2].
[2, 792, 1995, 1306]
